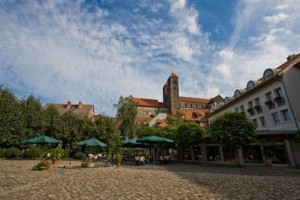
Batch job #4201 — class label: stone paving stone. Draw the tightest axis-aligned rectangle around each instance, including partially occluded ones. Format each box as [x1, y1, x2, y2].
[0, 160, 300, 199]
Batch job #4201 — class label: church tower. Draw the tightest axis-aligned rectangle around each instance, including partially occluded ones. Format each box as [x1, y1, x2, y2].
[163, 72, 179, 113]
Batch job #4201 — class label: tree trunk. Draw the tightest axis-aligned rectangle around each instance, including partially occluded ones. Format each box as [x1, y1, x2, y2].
[190, 146, 195, 161]
[234, 147, 244, 166]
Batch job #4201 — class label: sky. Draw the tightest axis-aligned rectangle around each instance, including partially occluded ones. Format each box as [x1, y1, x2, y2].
[0, 0, 299, 116]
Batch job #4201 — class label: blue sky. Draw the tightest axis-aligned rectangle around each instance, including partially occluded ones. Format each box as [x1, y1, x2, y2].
[0, 0, 299, 116]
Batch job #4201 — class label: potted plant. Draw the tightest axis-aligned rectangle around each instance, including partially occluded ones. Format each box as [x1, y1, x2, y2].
[33, 161, 51, 170]
[114, 146, 123, 167]
[51, 147, 64, 164]
[115, 153, 123, 167]
[262, 145, 273, 167]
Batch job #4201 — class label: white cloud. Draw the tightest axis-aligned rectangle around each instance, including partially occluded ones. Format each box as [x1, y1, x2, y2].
[263, 13, 289, 24]
[1, 0, 299, 116]
[205, 0, 300, 98]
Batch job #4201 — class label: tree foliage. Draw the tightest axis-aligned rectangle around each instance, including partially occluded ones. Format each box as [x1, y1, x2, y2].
[0, 86, 23, 146]
[93, 115, 120, 146]
[166, 113, 186, 127]
[115, 95, 138, 139]
[20, 95, 45, 136]
[44, 105, 62, 137]
[209, 112, 256, 149]
[176, 122, 204, 146]
[0, 85, 121, 149]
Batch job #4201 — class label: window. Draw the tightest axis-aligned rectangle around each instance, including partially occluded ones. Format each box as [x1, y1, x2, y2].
[274, 87, 283, 97]
[274, 87, 285, 106]
[281, 109, 291, 122]
[247, 101, 255, 116]
[266, 92, 272, 101]
[252, 119, 258, 127]
[235, 107, 239, 113]
[259, 116, 266, 127]
[265, 92, 275, 109]
[240, 105, 245, 113]
[271, 112, 280, 124]
[254, 97, 262, 113]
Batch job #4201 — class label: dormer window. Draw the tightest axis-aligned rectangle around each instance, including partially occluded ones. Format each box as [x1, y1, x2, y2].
[224, 97, 230, 104]
[263, 68, 275, 81]
[194, 113, 202, 119]
[234, 90, 241, 97]
[247, 80, 256, 91]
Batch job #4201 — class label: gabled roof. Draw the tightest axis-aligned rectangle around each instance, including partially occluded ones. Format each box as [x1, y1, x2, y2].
[44, 102, 94, 118]
[134, 98, 166, 108]
[179, 96, 210, 104]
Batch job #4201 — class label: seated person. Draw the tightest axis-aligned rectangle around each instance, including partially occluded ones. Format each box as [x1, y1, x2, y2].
[139, 155, 145, 165]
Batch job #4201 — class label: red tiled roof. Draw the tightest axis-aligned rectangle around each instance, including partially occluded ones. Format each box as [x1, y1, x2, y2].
[156, 119, 168, 127]
[134, 98, 159, 107]
[176, 109, 209, 122]
[134, 98, 166, 108]
[179, 96, 210, 103]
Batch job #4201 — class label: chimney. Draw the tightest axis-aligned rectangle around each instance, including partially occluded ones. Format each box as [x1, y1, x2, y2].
[287, 54, 296, 61]
[66, 101, 71, 109]
[78, 101, 82, 109]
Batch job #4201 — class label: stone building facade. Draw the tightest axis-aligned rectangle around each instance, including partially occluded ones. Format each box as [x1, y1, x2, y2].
[134, 73, 210, 127]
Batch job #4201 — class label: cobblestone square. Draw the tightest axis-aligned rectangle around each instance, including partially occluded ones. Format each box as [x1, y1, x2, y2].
[1, 160, 300, 200]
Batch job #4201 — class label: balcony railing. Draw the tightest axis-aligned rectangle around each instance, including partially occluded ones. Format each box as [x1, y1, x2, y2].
[265, 100, 275, 109]
[274, 96, 285, 106]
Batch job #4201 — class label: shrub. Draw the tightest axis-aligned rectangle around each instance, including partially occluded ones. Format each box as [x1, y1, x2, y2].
[62, 150, 69, 159]
[22, 147, 44, 159]
[50, 147, 65, 160]
[4, 147, 22, 159]
[0, 148, 5, 158]
[74, 152, 85, 160]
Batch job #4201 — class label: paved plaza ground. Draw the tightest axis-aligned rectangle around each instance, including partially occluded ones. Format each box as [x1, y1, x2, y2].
[0, 160, 300, 200]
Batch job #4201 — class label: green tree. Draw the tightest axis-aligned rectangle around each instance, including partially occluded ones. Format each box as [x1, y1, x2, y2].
[0, 86, 23, 147]
[176, 122, 204, 146]
[166, 113, 186, 127]
[115, 95, 138, 139]
[176, 122, 204, 160]
[20, 95, 45, 137]
[44, 105, 62, 138]
[93, 115, 120, 146]
[157, 125, 177, 141]
[209, 112, 256, 166]
[60, 111, 83, 149]
[136, 127, 158, 138]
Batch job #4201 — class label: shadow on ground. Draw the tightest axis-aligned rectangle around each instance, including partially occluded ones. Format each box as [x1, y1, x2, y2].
[123, 162, 300, 199]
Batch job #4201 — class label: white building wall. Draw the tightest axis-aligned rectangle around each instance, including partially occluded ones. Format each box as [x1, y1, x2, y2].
[283, 66, 300, 128]
[209, 80, 298, 133]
